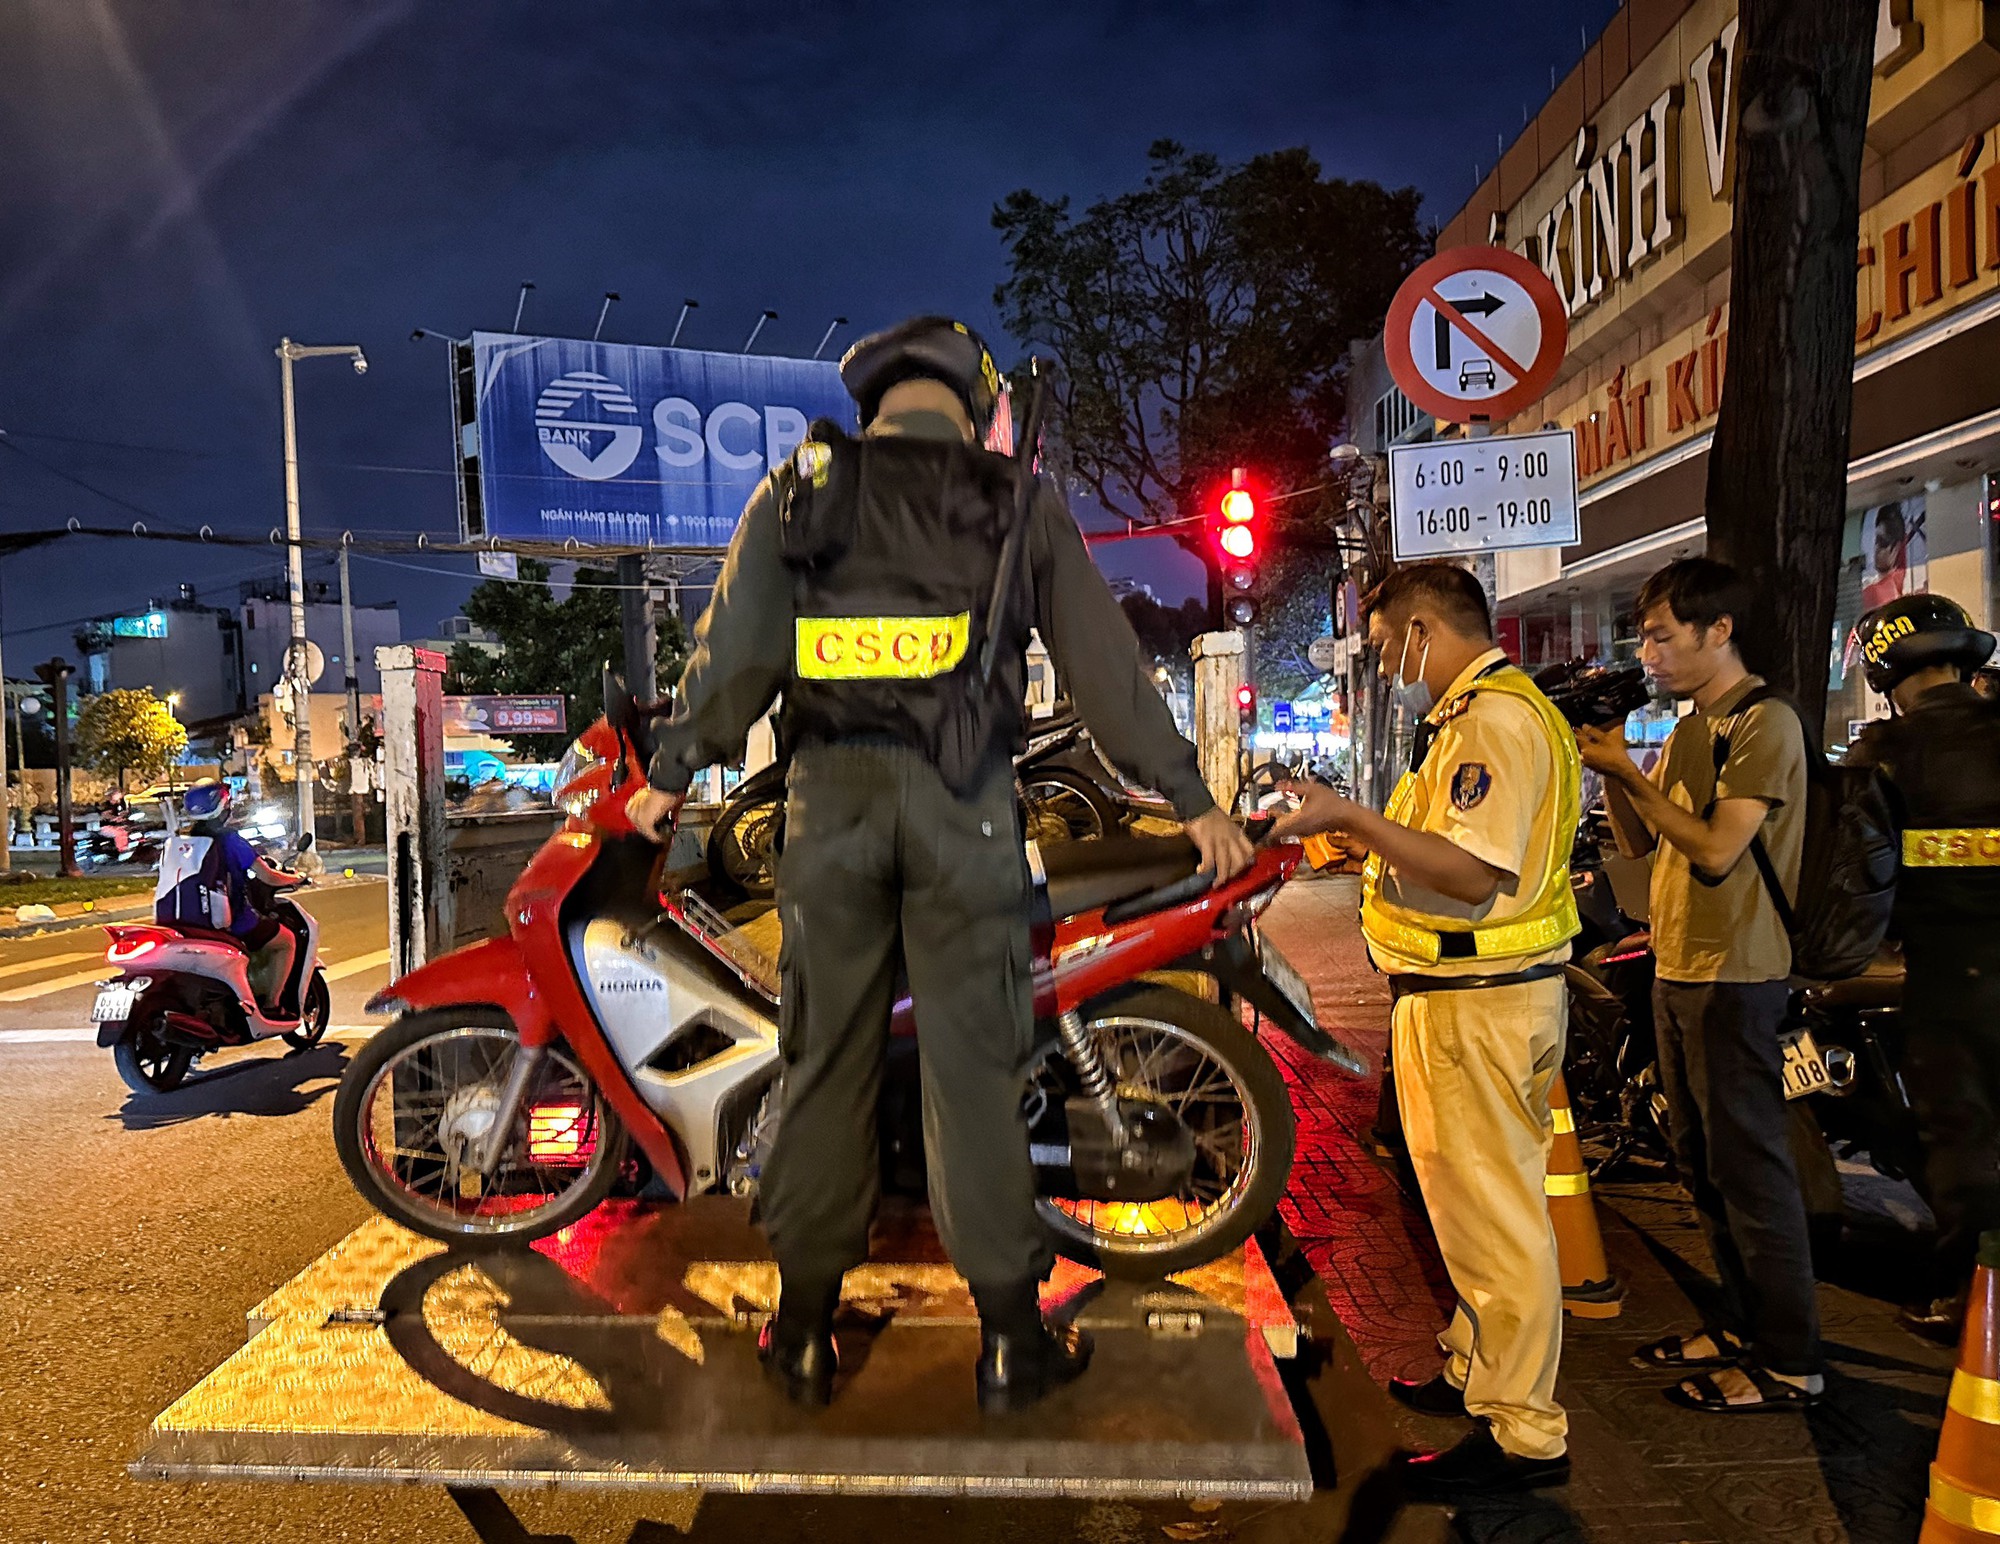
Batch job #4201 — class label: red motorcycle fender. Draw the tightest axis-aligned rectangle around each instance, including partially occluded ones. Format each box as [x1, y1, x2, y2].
[368, 937, 555, 1043]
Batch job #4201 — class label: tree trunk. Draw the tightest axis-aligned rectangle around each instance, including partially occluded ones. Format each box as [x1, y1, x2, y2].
[1702, 0, 1874, 735]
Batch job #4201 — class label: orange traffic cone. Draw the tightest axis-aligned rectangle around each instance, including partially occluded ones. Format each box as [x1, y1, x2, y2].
[1547, 1072, 1624, 1319]
[1922, 1233, 2000, 1541]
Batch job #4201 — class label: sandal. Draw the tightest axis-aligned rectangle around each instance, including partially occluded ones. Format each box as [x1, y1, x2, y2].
[1664, 1364, 1823, 1413]
[1634, 1331, 1743, 1370]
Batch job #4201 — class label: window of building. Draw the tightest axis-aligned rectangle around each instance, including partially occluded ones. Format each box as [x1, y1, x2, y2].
[1372, 387, 1425, 448]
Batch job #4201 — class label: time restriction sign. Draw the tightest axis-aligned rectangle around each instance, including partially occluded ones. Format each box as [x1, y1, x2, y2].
[1387, 429, 1579, 560]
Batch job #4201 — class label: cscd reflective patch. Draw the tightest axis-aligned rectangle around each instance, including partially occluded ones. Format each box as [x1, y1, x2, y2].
[796, 614, 970, 679]
[1904, 828, 2000, 867]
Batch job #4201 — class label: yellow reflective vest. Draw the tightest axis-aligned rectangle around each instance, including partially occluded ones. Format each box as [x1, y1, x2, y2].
[1360, 664, 1582, 972]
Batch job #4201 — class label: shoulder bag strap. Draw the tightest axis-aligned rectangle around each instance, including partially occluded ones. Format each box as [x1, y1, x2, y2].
[1708, 685, 1797, 930]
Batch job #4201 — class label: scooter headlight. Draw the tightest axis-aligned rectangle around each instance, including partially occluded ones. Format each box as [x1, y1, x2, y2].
[555, 739, 602, 818]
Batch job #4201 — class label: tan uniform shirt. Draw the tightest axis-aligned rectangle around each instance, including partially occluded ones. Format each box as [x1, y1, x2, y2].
[1369, 648, 1572, 978]
[1648, 676, 1807, 984]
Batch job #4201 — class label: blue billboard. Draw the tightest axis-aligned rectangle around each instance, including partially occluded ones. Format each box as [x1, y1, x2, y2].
[465, 332, 856, 550]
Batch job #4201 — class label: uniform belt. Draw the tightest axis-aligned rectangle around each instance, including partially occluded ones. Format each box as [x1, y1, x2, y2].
[1389, 963, 1564, 1000]
[1904, 828, 2000, 867]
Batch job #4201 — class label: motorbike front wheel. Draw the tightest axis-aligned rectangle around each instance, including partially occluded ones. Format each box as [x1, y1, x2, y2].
[332, 1009, 628, 1246]
[282, 971, 332, 1051]
[708, 794, 784, 899]
[1034, 983, 1295, 1279]
[1019, 768, 1120, 845]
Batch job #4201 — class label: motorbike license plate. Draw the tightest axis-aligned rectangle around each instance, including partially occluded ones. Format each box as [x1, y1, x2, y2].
[90, 983, 140, 1024]
[1779, 1026, 1832, 1101]
[1257, 935, 1319, 1030]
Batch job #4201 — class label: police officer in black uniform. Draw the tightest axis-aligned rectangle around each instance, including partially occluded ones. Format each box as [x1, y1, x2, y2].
[627, 316, 1252, 1411]
[1848, 594, 2000, 1341]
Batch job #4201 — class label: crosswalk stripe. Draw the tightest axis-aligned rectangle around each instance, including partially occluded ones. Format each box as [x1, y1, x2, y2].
[324, 948, 391, 982]
[0, 967, 115, 1003]
[0, 950, 98, 983]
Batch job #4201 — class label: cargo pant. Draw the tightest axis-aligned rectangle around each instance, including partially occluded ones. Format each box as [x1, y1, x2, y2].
[759, 740, 1054, 1296]
[1394, 974, 1569, 1461]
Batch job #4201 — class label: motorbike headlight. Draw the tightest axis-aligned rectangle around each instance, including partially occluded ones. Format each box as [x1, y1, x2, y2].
[554, 739, 602, 818]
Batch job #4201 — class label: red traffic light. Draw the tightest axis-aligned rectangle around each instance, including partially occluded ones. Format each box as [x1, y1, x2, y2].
[1235, 684, 1256, 711]
[1219, 523, 1256, 560]
[1220, 487, 1256, 524]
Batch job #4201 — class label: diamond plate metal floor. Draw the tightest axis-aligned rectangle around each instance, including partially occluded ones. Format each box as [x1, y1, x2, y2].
[131, 1198, 1311, 1503]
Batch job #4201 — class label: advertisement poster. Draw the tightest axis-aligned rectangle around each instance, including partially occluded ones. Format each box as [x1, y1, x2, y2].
[466, 332, 855, 551]
[443, 695, 566, 737]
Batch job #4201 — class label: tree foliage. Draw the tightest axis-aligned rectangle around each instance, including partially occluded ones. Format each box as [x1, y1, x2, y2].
[71, 688, 188, 789]
[445, 558, 691, 754]
[994, 141, 1429, 551]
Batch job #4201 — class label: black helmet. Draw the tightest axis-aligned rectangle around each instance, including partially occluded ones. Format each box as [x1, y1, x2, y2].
[1854, 593, 1994, 694]
[840, 316, 1002, 433]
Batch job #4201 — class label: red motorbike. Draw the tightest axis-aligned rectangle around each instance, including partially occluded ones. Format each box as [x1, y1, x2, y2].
[334, 682, 1362, 1278]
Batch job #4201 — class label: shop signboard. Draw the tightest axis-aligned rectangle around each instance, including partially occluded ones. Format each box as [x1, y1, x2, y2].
[1387, 429, 1580, 561]
[459, 332, 855, 551]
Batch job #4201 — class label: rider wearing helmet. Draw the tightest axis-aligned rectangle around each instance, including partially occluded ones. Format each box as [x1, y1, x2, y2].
[1848, 594, 2000, 1341]
[159, 781, 307, 1009]
[627, 315, 1251, 1413]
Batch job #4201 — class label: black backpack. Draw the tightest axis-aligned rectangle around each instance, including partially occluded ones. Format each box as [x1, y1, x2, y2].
[1714, 686, 1898, 981]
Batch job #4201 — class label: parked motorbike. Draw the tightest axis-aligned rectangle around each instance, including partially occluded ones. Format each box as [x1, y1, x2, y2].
[93, 873, 331, 1094]
[334, 676, 1365, 1278]
[707, 703, 1162, 899]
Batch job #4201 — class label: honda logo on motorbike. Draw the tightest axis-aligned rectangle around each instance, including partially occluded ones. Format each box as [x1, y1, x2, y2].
[535, 371, 643, 481]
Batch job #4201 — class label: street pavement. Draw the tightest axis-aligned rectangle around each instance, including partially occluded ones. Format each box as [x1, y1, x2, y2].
[0, 868, 1957, 1542]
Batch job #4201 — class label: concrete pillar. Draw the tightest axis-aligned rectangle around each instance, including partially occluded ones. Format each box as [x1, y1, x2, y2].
[378, 645, 448, 977]
[1191, 629, 1247, 813]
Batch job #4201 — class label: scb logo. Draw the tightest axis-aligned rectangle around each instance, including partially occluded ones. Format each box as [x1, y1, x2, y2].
[535, 370, 811, 484]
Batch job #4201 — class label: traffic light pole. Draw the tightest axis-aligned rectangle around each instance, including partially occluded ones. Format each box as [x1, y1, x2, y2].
[33, 659, 77, 877]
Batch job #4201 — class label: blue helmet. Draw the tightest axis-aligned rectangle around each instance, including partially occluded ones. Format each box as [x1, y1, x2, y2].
[182, 779, 231, 825]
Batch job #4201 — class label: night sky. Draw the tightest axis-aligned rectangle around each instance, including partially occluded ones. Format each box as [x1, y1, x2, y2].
[0, 0, 1615, 667]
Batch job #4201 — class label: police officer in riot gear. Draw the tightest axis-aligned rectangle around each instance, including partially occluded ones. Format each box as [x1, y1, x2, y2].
[1848, 594, 2000, 1342]
[627, 316, 1250, 1411]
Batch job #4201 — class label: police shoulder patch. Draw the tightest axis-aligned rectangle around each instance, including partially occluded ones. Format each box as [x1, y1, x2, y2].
[1450, 762, 1492, 810]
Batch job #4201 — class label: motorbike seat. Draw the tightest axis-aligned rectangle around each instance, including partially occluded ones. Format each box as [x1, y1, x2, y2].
[1799, 949, 1903, 1011]
[157, 922, 250, 953]
[1037, 834, 1202, 920]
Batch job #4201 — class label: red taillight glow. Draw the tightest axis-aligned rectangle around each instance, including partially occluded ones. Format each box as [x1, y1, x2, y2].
[527, 1103, 593, 1165]
[1599, 948, 1650, 964]
[105, 930, 169, 964]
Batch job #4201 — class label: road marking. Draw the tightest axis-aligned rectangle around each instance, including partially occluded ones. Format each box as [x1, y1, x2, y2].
[0, 967, 116, 1002]
[324, 948, 391, 982]
[0, 949, 98, 982]
[0, 1024, 376, 1047]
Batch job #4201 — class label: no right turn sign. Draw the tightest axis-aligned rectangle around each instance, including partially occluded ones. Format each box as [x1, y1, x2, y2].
[1384, 247, 1568, 424]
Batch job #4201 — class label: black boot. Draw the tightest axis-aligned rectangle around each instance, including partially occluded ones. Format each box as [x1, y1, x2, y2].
[972, 1280, 1094, 1415]
[759, 1279, 840, 1407]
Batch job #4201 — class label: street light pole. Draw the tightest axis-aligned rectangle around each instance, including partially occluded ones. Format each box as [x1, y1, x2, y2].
[276, 337, 367, 850]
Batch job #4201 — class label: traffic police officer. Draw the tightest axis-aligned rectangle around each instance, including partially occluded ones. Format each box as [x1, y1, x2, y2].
[627, 316, 1251, 1412]
[1847, 594, 2000, 1342]
[1272, 561, 1579, 1496]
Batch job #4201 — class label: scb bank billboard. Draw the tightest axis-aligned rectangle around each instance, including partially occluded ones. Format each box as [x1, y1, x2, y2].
[460, 332, 855, 550]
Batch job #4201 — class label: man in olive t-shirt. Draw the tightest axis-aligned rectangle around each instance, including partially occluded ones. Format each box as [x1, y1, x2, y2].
[1577, 558, 1822, 1414]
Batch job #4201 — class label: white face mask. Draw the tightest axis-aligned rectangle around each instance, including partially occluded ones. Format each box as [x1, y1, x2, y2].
[1391, 622, 1433, 718]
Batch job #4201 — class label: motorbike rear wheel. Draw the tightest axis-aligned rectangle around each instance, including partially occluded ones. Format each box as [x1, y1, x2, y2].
[333, 1009, 627, 1247]
[708, 793, 784, 899]
[1019, 768, 1120, 845]
[1035, 983, 1294, 1279]
[112, 1019, 194, 1094]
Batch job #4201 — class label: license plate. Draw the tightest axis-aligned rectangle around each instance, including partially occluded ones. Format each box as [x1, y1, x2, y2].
[90, 984, 140, 1024]
[1257, 935, 1319, 1030]
[1779, 1026, 1832, 1100]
